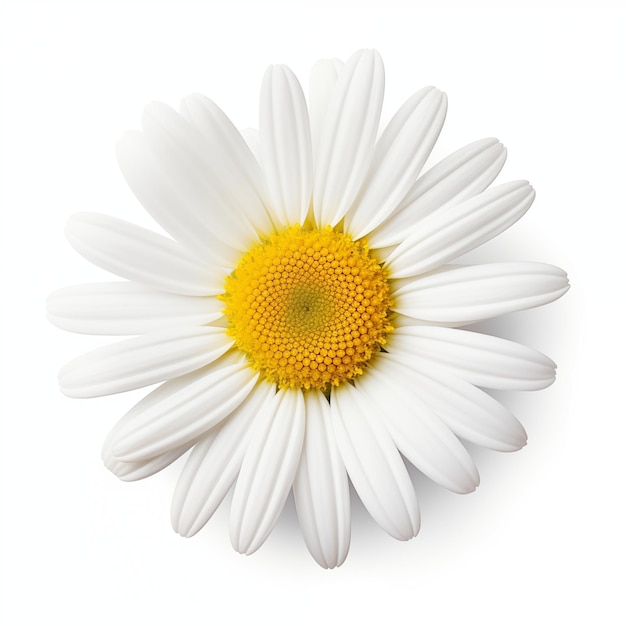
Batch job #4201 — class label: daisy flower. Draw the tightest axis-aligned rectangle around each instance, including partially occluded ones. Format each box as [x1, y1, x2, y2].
[48, 49, 569, 568]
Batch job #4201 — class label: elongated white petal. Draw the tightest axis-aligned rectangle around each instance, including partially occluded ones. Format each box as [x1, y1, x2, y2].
[308, 58, 344, 162]
[47, 282, 223, 335]
[392, 262, 569, 324]
[376, 353, 527, 452]
[59, 326, 233, 398]
[240, 127, 261, 163]
[142, 101, 272, 252]
[260, 64, 313, 225]
[387, 325, 556, 390]
[293, 391, 350, 569]
[313, 49, 384, 227]
[331, 383, 419, 541]
[180, 95, 270, 216]
[65, 213, 221, 296]
[172, 381, 276, 537]
[356, 364, 479, 493]
[385, 181, 535, 277]
[369, 138, 507, 248]
[103, 438, 194, 482]
[344, 87, 447, 239]
[116, 131, 239, 268]
[230, 388, 305, 555]
[110, 353, 257, 462]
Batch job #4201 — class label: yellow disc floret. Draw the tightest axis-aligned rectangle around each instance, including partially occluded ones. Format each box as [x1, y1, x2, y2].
[221, 226, 393, 390]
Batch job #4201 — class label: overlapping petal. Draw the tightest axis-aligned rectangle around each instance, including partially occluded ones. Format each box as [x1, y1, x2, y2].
[171, 381, 276, 538]
[260, 64, 313, 225]
[141, 101, 273, 252]
[107, 352, 257, 462]
[392, 262, 569, 324]
[331, 382, 420, 541]
[179, 94, 270, 222]
[375, 352, 527, 452]
[384, 181, 536, 278]
[47, 282, 223, 335]
[103, 439, 194, 482]
[293, 391, 350, 569]
[116, 130, 240, 268]
[59, 326, 233, 398]
[230, 388, 305, 555]
[386, 325, 556, 390]
[369, 138, 507, 248]
[343, 86, 447, 239]
[355, 363, 480, 494]
[65, 213, 221, 296]
[313, 49, 384, 227]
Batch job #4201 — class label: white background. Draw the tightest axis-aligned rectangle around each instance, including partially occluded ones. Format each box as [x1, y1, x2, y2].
[1, 0, 624, 624]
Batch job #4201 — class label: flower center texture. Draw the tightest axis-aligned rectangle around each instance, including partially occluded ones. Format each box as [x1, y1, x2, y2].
[222, 226, 393, 390]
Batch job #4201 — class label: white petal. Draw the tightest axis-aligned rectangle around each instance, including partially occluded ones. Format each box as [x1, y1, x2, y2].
[47, 282, 223, 335]
[103, 438, 194, 482]
[240, 127, 261, 163]
[293, 391, 350, 569]
[65, 213, 221, 296]
[171, 381, 276, 537]
[260, 64, 313, 225]
[330, 383, 420, 541]
[180, 96, 269, 215]
[313, 49, 384, 227]
[385, 181, 535, 278]
[308, 58, 343, 162]
[59, 326, 233, 398]
[356, 364, 479, 493]
[376, 352, 527, 452]
[142, 101, 272, 251]
[230, 388, 305, 555]
[369, 138, 507, 248]
[392, 262, 569, 324]
[109, 352, 258, 462]
[343, 87, 447, 239]
[116, 130, 239, 268]
[387, 325, 556, 390]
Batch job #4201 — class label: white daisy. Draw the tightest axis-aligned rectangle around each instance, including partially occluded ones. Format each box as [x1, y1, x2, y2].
[48, 49, 569, 568]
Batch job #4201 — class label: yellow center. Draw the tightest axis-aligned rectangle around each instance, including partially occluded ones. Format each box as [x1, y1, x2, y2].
[221, 226, 393, 390]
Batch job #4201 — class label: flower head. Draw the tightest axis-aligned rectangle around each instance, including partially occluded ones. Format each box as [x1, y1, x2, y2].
[48, 50, 568, 568]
